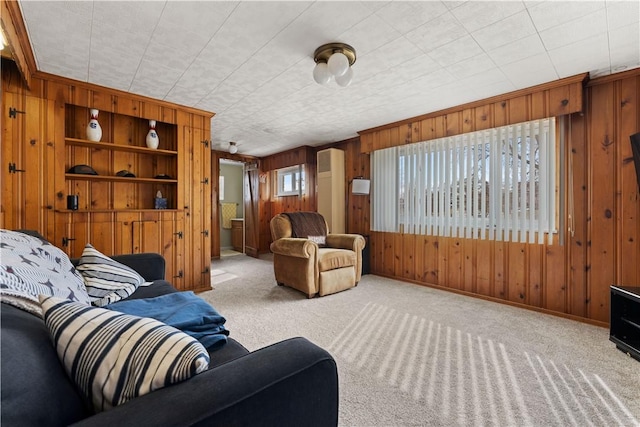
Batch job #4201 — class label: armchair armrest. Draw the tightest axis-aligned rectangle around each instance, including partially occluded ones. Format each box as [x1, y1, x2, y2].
[70, 337, 338, 427]
[325, 234, 366, 252]
[270, 238, 317, 259]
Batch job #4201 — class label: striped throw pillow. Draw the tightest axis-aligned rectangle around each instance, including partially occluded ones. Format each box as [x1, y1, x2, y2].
[39, 295, 210, 412]
[76, 244, 148, 307]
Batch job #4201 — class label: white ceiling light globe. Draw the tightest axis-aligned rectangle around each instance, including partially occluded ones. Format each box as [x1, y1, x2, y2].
[313, 62, 331, 85]
[327, 52, 349, 77]
[335, 66, 353, 87]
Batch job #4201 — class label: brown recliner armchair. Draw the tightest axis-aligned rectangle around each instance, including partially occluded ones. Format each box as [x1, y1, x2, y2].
[270, 212, 366, 298]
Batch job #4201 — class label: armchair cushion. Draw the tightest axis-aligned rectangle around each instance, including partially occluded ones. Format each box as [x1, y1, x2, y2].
[318, 248, 356, 271]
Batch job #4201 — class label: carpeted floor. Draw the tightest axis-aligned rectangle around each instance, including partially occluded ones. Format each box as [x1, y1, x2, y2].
[201, 254, 640, 427]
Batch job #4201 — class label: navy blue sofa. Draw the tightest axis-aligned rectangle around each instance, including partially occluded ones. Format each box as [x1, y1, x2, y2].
[1, 235, 338, 427]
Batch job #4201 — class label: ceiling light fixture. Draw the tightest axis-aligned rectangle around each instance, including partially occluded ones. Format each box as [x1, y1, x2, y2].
[229, 141, 238, 154]
[313, 42, 356, 87]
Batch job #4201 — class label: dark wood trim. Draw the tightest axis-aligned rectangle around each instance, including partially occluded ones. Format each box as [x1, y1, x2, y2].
[1, 0, 37, 88]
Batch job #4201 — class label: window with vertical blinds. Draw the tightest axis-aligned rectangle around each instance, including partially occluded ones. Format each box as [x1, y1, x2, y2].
[372, 118, 557, 244]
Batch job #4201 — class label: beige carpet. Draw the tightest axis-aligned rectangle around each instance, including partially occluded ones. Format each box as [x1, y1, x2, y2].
[201, 254, 640, 427]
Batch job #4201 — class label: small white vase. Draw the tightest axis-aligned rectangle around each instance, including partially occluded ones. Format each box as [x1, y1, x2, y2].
[146, 120, 159, 149]
[86, 109, 102, 142]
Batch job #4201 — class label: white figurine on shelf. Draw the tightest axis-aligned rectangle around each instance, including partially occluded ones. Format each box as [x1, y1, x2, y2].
[146, 120, 159, 149]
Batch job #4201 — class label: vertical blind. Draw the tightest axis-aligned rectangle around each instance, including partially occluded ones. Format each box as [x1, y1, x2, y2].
[371, 118, 556, 244]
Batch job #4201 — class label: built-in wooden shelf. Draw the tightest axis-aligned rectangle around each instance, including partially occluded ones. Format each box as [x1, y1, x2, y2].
[65, 137, 177, 156]
[55, 209, 181, 213]
[65, 173, 178, 184]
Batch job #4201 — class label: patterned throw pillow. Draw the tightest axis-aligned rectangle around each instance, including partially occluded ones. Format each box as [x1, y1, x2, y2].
[0, 229, 90, 315]
[39, 295, 210, 412]
[308, 235, 327, 247]
[76, 244, 148, 307]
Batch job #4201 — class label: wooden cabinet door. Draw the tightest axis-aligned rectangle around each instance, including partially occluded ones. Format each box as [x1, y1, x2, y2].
[1, 94, 56, 232]
[131, 218, 182, 287]
[181, 123, 211, 292]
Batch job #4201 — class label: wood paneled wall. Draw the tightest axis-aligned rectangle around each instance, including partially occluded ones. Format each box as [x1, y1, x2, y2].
[352, 70, 640, 325]
[258, 146, 317, 252]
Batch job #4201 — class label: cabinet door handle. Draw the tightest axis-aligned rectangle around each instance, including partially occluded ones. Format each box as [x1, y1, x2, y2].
[202, 267, 210, 274]
[173, 270, 183, 279]
[8, 163, 26, 173]
[201, 230, 209, 237]
[173, 231, 183, 239]
[201, 177, 209, 184]
[62, 237, 76, 247]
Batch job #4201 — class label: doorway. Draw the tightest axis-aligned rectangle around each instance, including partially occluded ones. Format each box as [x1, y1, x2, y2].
[219, 159, 244, 257]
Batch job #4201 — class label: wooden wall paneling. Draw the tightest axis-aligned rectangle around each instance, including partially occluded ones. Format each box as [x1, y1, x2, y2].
[420, 118, 436, 141]
[461, 109, 474, 134]
[507, 243, 526, 303]
[588, 82, 617, 322]
[475, 239, 492, 296]
[368, 231, 382, 274]
[445, 112, 460, 136]
[410, 121, 421, 143]
[508, 95, 529, 124]
[474, 104, 492, 131]
[414, 235, 425, 282]
[402, 233, 414, 280]
[462, 240, 475, 293]
[434, 116, 447, 139]
[44, 98, 57, 238]
[53, 100, 67, 213]
[380, 129, 391, 149]
[618, 76, 640, 286]
[23, 95, 45, 231]
[2, 91, 20, 229]
[423, 235, 438, 285]
[381, 232, 392, 276]
[530, 91, 546, 120]
[493, 241, 505, 299]
[446, 238, 462, 290]
[114, 96, 141, 118]
[544, 237, 567, 314]
[549, 83, 574, 117]
[494, 101, 508, 128]
[568, 112, 588, 316]
[527, 243, 543, 308]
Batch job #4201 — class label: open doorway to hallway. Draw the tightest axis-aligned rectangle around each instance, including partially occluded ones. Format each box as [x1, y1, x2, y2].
[219, 159, 244, 256]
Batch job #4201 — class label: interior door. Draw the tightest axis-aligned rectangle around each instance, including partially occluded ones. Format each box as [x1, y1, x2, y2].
[243, 162, 260, 258]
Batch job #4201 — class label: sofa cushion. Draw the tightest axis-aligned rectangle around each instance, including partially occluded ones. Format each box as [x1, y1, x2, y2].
[76, 244, 148, 306]
[0, 229, 90, 315]
[318, 248, 356, 272]
[40, 295, 210, 412]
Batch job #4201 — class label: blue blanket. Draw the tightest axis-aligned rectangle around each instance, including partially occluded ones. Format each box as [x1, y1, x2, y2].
[107, 292, 228, 351]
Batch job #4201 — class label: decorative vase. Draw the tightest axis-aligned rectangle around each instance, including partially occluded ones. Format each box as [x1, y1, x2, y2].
[86, 109, 102, 142]
[146, 120, 159, 149]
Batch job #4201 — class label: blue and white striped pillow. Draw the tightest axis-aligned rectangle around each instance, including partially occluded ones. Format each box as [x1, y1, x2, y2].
[39, 295, 210, 412]
[76, 244, 148, 307]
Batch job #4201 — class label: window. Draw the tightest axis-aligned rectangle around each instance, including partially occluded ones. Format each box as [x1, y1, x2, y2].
[372, 118, 557, 244]
[275, 165, 305, 197]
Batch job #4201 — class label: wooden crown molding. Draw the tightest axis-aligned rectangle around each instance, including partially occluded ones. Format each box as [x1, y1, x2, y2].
[1, 0, 37, 88]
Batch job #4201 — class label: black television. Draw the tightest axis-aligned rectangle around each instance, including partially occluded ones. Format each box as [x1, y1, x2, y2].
[631, 132, 640, 190]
